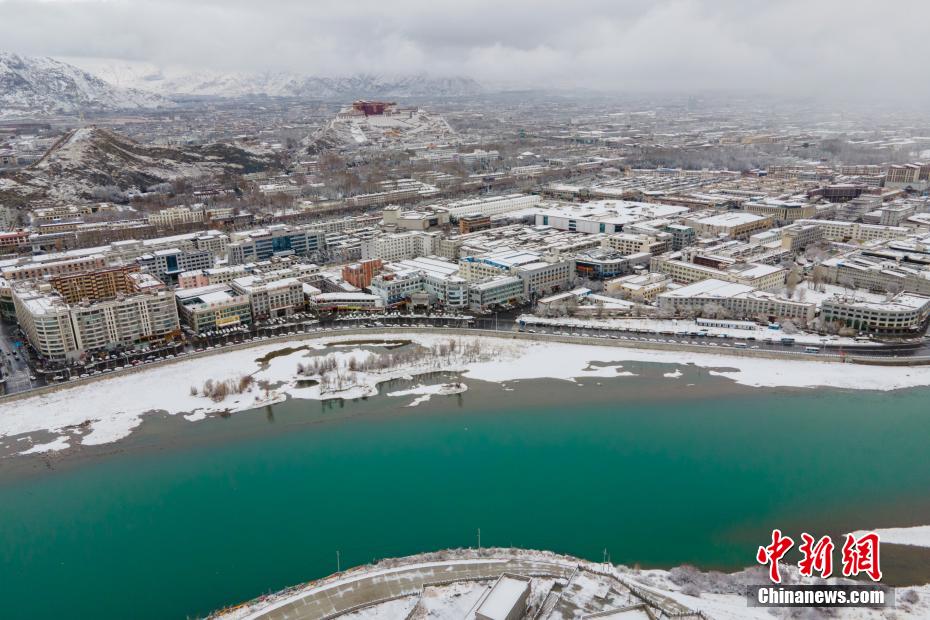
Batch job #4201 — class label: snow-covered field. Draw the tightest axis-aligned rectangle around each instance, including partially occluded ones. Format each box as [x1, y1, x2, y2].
[852, 526, 930, 549]
[3, 331, 930, 456]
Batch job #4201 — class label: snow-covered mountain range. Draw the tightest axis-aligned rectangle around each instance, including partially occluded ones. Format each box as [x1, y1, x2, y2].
[0, 52, 172, 118]
[0, 51, 483, 118]
[64, 57, 484, 99]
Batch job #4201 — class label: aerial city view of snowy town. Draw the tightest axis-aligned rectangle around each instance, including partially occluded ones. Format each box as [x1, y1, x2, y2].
[2, 1, 930, 619]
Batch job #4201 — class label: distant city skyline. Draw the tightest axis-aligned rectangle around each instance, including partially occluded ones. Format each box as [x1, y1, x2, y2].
[1, 0, 928, 100]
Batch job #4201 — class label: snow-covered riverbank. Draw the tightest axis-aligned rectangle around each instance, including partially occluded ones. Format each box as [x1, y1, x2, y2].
[212, 547, 930, 620]
[4, 331, 930, 454]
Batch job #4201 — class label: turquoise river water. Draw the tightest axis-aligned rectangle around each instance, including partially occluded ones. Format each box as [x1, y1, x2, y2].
[1, 365, 929, 619]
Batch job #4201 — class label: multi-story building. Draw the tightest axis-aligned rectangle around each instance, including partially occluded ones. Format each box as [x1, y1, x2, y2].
[602, 233, 670, 256]
[312, 292, 384, 312]
[0, 276, 15, 322]
[820, 293, 930, 336]
[574, 249, 650, 280]
[345, 179, 438, 208]
[686, 212, 773, 240]
[11, 285, 77, 360]
[744, 200, 816, 224]
[0, 231, 29, 254]
[780, 224, 822, 252]
[137, 248, 213, 284]
[12, 280, 180, 361]
[821, 254, 930, 295]
[360, 231, 440, 262]
[382, 206, 450, 231]
[458, 248, 575, 298]
[605, 273, 670, 302]
[442, 194, 541, 218]
[147, 206, 205, 228]
[230, 276, 304, 320]
[175, 285, 253, 332]
[657, 279, 815, 323]
[458, 214, 493, 234]
[535, 200, 688, 234]
[49, 264, 141, 303]
[369, 256, 468, 308]
[884, 163, 930, 189]
[795, 219, 908, 243]
[342, 259, 382, 288]
[2, 253, 108, 281]
[664, 224, 695, 251]
[468, 276, 525, 309]
[227, 225, 325, 264]
[68, 291, 179, 354]
[651, 255, 785, 291]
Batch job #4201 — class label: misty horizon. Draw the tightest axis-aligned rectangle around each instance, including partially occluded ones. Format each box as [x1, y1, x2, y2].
[1, 0, 928, 101]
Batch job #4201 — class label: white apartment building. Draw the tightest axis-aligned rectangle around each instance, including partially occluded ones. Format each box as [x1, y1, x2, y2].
[369, 256, 468, 308]
[650, 256, 785, 291]
[458, 248, 575, 297]
[821, 255, 930, 295]
[148, 206, 205, 228]
[657, 279, 815, 323]
[602, 232, 670, 255]
[175, 285, 253, 332]
[360, 231, 440, 262]
[605, 273, 670, 302]
[686, 212, 773, 239]
[12, 283, 181, 361]
[820, 293, 930, 335]
[795, 219, 908, 243]
[231, 276, 305, 320]
[442, 194, 542, 218]
[535, 200, 688, 234]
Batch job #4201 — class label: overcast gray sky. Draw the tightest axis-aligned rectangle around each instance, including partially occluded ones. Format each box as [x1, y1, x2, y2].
[1, 0, 928, 97]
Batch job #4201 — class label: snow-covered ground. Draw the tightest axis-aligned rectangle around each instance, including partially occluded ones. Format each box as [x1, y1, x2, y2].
[212, 547, 930, 620]
[4, 331, 930, 456]
[520, 314, 872, 347]
[386, 382, 468, 407]
[851, 526, 930, 549]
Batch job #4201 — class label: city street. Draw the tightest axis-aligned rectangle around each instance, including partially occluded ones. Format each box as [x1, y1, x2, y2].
[0, 322, 34, 394]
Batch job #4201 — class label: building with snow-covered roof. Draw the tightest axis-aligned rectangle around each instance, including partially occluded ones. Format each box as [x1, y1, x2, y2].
[475, 574, 531, 620]
[312, 292, 383, 312]
[821, 253, 930, 296]
[12, 279, 180, 361]
[657, 278, 815, 323]
[360, 231, 440, 262]
[370, 256, 468, 308]
[440, 193, 541, 218]
[686, 211, 773, 239]
[175, 284, 252, 332]
[381, 205, 450, 231]
[535, 200, 688, 234]
[458, 248, 575, 297]
[820, 293, 930, 336]
[468, 275, 525, 310]
[231, 276, 305, 320]
[227, 225, 324, 264]
[137, 248, 213, 284]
